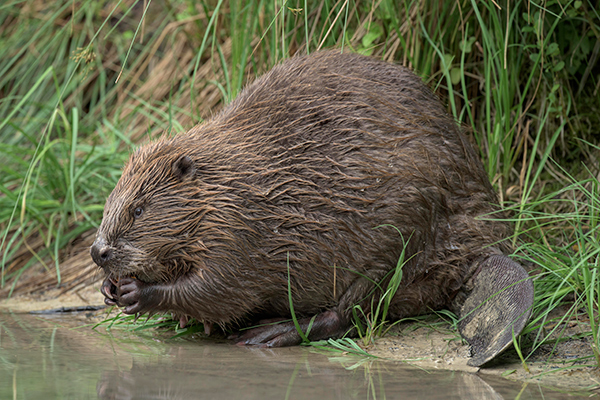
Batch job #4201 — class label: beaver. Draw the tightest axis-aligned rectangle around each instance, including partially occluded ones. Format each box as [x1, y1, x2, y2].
[90, 50, 533, 367]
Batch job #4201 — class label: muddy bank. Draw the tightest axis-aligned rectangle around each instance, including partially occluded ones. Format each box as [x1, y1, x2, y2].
[1, 284, 598, 394]
[367, 321, 599, 392]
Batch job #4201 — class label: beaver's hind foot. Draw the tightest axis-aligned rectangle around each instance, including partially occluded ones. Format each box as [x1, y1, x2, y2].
[458, 255, 534, 367]
[233, 310, 348, 347]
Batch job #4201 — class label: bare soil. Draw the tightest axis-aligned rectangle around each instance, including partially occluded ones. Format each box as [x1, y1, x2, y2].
[367, 320, 599, 393]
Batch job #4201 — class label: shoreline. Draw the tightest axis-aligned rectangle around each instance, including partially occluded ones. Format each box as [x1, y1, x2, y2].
[1, 285, 597, 393]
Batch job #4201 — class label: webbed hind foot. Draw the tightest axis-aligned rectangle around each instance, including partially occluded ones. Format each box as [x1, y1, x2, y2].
[458, 255, 534, 367]
[232, 310, 348, 347]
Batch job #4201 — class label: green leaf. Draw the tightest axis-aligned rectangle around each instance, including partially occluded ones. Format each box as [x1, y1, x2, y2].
[529, 53, 540, 63]
[450, 67, 461, 85]
[553, 61, 565, 72]
[361, 23, 383, 48]
[459, 36, 476, 53]
[442, 53, 453, 69]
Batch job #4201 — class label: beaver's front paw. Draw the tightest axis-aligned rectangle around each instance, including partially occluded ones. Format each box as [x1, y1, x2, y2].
[115, 277, 161, 315]
[100, 275, 118, 306]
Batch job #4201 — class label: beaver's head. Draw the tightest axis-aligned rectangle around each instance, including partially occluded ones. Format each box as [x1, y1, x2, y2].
[90, 139, 211, 283]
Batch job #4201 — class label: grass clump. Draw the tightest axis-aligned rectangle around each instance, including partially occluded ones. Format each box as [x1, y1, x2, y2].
[514, 166, 600, 366]
[0, 0, 599, 367]
[350, 226, 411, 346]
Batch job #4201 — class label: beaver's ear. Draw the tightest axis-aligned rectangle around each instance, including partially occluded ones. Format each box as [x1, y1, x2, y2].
[172, 155, 196, 181]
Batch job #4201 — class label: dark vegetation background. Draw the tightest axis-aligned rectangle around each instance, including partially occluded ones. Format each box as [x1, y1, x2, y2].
[0, 0, 599, 364]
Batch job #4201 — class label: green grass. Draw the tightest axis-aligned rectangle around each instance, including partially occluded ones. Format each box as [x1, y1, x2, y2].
[1, 0, 599, 366]
[93, 308, 208, 338]
[512, 165, 600, 365]
[349, 226, 411, 346]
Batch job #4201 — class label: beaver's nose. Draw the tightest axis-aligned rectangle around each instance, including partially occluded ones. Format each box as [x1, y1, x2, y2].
[90, 239, 114, 267]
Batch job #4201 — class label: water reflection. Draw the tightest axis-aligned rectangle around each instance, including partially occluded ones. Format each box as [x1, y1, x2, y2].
[0, 313, 580, 399]
[94, 346, 505, 400]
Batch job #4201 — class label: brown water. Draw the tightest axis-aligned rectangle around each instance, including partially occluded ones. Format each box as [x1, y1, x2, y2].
[0, 312, 585, 399]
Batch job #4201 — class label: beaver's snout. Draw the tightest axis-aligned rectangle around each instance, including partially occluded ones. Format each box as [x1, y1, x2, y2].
[90, 236, 115, 269]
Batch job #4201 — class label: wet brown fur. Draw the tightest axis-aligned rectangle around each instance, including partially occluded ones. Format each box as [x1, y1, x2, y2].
[94, 50, 511, 331]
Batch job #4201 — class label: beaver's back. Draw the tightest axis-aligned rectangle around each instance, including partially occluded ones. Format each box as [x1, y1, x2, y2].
[171, 51, 507, 316]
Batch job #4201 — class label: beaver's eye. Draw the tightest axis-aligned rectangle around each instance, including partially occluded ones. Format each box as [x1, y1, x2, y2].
[133, 207, 144, 219]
